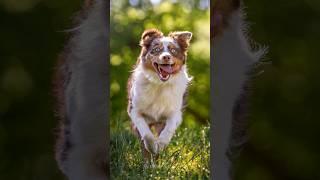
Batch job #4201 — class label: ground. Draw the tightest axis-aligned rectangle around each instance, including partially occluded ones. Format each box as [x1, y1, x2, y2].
[111, 118, 210, 179]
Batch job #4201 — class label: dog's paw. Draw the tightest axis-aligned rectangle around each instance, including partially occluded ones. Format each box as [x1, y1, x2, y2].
[156, 137, 170, 152]
[143, 160, 156, 169]
[143, 134, 158, 154]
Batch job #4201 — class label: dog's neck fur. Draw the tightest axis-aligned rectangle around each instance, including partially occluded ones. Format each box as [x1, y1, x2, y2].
[129, 62, 190, 135]
[131, 63, 189, 120]
[213, 7, 265, 180]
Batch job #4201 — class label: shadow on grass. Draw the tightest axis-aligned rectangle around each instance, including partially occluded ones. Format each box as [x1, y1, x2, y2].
[111, 117, 210, 179]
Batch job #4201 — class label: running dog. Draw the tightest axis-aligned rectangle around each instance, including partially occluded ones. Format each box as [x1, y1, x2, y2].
[127, 29, 192, 162]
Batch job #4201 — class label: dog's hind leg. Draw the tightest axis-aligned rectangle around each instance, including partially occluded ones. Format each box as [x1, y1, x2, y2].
[152, 123, 166, 138]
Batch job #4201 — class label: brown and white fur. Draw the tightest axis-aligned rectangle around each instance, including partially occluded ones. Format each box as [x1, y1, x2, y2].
[127, 29, 192, 162]
[213, 0, 266, 179]
[53, 0, 108, 179]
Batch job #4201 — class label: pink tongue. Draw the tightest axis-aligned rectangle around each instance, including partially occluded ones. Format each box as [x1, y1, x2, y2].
[159, 65, 173, 74]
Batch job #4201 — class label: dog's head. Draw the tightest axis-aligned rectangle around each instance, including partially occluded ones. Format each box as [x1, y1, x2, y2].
[138, 29, 192, 82]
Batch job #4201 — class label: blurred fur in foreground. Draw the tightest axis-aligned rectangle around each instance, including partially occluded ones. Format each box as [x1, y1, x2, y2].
[213, 0, 266, 179]
[53, 0, 108, 179]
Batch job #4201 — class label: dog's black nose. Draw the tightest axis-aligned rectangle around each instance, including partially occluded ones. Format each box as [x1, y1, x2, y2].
[162, 54, 171, 62]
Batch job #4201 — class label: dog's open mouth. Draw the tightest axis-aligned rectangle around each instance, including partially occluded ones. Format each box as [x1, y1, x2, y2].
[153, 62, 175, 81]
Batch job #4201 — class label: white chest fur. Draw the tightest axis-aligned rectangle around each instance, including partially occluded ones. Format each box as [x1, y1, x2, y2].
[131, 64, 190, 123]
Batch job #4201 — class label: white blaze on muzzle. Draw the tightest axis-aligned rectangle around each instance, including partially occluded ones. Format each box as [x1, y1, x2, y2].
[151, 37, 179, 81]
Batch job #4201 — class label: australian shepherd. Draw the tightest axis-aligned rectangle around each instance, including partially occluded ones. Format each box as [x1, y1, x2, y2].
[127, 29, 192, 162]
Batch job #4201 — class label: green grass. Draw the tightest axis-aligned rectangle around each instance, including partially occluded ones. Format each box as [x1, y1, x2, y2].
[111, 118, 210, 179]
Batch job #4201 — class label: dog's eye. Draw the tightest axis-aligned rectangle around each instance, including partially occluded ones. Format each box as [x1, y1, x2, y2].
[170, 48, 177, 54]
[152, 48, 161, 53]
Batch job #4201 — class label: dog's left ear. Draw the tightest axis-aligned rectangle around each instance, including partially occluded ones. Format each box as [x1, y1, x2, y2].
[140, 29, 163, 48]
[169, 31, 192, 51]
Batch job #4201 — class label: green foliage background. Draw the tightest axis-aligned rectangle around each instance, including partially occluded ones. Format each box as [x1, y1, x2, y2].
[110, 0, 210, 129]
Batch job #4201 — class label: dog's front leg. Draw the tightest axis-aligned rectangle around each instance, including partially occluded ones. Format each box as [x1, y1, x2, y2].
[157, 111, 182, 152]
[130, 110, 157, 154]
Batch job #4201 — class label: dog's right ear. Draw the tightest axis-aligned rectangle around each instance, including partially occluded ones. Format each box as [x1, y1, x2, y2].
[140, 29, 163, 48]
